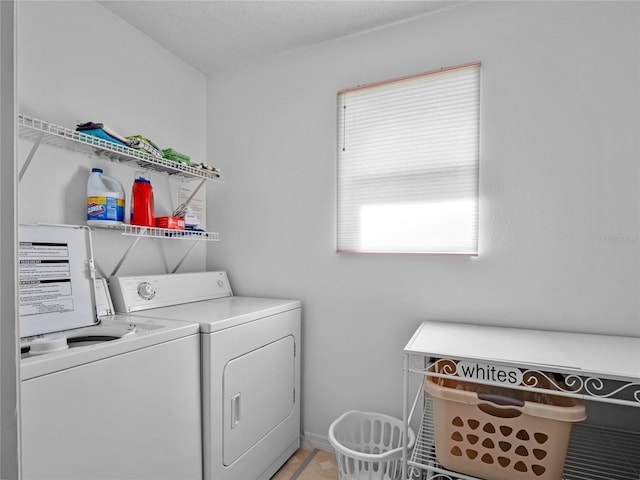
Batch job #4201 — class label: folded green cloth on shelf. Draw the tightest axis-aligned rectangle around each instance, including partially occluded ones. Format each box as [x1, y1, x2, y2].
[162, 148, 191, 164]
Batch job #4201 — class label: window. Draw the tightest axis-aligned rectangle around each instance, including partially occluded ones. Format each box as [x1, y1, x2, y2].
[336, 62, 480, 255]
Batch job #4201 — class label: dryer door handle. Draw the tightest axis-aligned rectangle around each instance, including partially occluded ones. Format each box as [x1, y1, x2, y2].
[231, 393, 241, 429]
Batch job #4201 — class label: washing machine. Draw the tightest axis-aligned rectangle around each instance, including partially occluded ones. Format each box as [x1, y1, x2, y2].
[109, 271, 301, 480]
[19, 224, 202, 480]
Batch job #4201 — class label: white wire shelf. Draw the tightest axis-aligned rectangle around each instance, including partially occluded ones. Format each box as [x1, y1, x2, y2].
[409, 396, 640, 480]
[122, 224, 219, 241]
[92, 224, 219, 241]
[18, 114, 222, 181]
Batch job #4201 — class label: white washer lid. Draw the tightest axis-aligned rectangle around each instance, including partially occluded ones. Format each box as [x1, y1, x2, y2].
[20, 315, 200, 380]
[19, 224, 99, 338]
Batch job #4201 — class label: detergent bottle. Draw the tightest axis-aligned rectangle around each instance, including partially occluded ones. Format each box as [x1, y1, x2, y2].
[130, 173, 155, 227]
[87, 168, 125, 227]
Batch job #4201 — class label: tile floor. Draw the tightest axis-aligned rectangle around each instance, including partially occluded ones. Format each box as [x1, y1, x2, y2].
[272, 448, 339, 480]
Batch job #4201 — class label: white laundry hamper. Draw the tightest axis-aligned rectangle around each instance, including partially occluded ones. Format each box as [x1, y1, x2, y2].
[329, 410, 415, 480]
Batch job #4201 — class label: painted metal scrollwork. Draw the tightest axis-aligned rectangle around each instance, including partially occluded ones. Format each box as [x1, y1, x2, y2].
[408, 466, 458, 480]
[409, 355, 640, 406]
[522, 370, 640, 404]
[408, 469, 465, 480]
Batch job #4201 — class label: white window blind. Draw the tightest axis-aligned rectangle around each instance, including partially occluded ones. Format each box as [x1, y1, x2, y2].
[337, 62, 480, 255]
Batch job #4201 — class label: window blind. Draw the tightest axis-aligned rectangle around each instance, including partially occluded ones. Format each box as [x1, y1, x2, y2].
[336, 62, 480, 255]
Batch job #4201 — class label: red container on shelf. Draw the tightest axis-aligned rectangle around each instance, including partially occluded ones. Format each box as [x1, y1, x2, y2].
[156, 216, 185, 230]
[130, 176, 155, 227]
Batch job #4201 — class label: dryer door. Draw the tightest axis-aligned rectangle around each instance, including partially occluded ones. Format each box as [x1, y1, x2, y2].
[223, 335, 295, 466]
[205, 306, 301, 480]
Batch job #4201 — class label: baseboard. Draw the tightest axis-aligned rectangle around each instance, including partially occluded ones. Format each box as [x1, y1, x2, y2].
[301, 431, 334, 452]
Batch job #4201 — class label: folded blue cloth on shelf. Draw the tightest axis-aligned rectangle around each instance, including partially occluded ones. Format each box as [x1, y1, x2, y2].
[77, 121, 131, 146]
[76, 121, 102, 131]
[79, 128, 130, 147]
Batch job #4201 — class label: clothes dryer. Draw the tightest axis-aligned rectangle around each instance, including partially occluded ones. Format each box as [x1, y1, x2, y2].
[109, 271, 301, 480]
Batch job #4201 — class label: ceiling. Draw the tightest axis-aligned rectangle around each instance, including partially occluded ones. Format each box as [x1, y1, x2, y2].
[98, 0, 467, 75]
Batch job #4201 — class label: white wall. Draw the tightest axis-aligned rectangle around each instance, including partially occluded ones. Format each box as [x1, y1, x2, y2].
[206, 1, 640, 444]
[18, 1, 208, 277]
[1, 1, 20, 477]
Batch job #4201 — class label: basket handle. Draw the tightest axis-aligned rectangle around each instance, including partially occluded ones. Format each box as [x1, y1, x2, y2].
[477, 393, 524, 419]
[477, 393, 524, 407]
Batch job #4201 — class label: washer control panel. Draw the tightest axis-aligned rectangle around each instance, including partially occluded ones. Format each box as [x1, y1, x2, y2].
[109, 271, 232, 313]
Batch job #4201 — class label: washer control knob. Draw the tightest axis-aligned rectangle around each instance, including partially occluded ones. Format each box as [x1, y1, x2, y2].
[137, 282, 156, 300]
[217, 280, 224, 288]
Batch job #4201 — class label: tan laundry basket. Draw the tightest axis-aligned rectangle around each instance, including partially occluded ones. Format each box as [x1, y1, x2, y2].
[424, 373, 586, 480]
